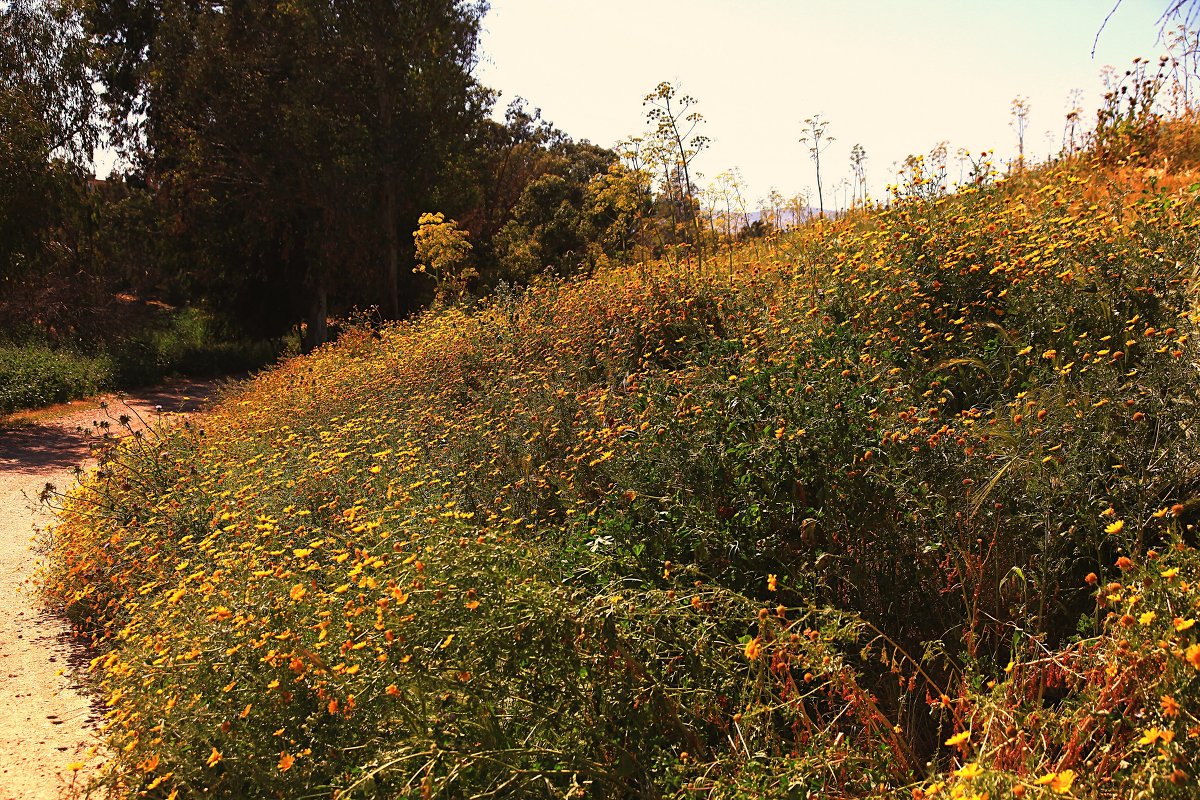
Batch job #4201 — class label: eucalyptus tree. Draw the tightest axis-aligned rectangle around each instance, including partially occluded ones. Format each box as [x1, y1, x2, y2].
[0, 0, 96, 281]
[82, 0, 489, 346]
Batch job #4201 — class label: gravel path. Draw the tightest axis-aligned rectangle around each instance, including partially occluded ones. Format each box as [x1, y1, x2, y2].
[0, 380, 226, 800]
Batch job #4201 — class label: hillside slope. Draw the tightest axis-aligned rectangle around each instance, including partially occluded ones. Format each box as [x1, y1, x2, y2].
[40, 138, 1200, 798]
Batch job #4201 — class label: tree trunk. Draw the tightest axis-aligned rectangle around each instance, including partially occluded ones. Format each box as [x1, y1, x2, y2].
[376, 70, 401, 320]
[383, 184, 400, 319]
[302, 271, 328, 354]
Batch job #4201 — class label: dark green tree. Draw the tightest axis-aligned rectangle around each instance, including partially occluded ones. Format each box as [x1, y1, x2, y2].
[492, 139, 619, 281]
[448, 100, 644, 285]
[0, 0, 96, 284]
[84, 0, 489, 347]
[448, 99, 568, 276]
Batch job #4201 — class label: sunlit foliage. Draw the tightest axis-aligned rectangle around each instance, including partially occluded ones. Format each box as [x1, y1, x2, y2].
[39, 123, 1200, 798]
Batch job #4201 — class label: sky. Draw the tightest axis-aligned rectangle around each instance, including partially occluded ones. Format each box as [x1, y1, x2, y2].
[473, 0, 1176, 207]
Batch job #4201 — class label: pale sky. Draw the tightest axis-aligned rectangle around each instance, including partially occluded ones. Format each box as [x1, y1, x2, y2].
[475, 0, 1175, 206]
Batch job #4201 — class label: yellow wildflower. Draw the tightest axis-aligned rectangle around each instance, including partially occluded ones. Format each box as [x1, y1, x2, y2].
[944, 730, 971, 746]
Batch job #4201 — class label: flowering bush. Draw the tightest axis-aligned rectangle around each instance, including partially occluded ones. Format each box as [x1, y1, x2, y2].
[40, 125, 1200, 797]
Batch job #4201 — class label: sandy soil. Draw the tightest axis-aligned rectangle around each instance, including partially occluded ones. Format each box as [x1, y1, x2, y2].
[0, 380, 226, 800]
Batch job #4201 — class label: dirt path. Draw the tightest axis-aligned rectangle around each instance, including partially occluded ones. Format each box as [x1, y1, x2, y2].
[0, 380, 226, 800]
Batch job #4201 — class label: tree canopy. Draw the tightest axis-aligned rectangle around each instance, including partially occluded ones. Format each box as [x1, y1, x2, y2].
[4, 2, 760, 349]
[80, 0, 491, 346]
[0, 0, 95, 280]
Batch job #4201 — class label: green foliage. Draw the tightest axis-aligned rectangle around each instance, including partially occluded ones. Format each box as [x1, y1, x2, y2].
[584, 160, 656, 261]
[0, 0, 96, 279]
[413, 212, 476, 303]
[0, 308, 290, 414]
[0, 343, 110, 413]
[37, 122, 1200, 800]
[82, 0, 490, 332]
[467, 112, 638, 284]
[4, 0, 639, 349]
[104, 308, 291, 386]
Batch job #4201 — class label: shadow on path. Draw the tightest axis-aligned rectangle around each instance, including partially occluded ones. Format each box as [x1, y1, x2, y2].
[0, 376, 230, 475]
[113, 376, 230, 415]
[0, 426, 88, 475]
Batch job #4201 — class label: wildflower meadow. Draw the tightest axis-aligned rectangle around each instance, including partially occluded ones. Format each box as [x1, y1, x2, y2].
[38, 122, 1200, 798]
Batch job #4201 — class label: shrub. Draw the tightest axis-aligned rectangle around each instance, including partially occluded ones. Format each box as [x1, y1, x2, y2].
[0, 343, 110, 413]
[0, 307, 291, 414]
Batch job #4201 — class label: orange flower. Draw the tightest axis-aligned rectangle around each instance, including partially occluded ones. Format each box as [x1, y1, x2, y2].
[744, 636, 763, 660]
[1161, 695, 1181, 717]
[1186, 643, 1200, 669]
[278, 752, 295, 772]
[206, 747, 222, 768]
